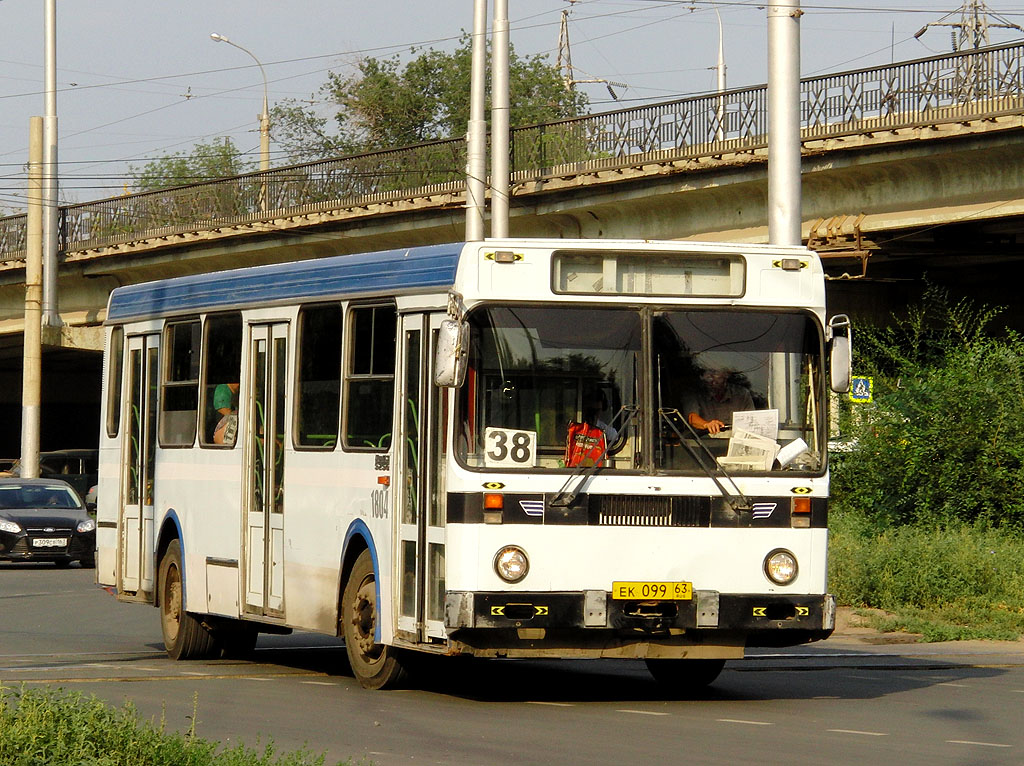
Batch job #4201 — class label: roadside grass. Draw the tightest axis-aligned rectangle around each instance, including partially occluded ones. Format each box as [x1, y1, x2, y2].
[0, 686, 352, 766]
[829, 510, 1024, 642]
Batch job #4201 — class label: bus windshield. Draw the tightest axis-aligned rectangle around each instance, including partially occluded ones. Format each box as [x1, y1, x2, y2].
[455, 305, 825, 474]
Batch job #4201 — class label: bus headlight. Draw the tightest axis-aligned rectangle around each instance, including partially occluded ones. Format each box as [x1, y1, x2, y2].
[764, 549, 798, 585]
[493, 545, 529, 583]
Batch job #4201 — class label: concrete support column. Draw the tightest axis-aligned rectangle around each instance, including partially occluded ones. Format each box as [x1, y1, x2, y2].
[22, 117, 44, 479]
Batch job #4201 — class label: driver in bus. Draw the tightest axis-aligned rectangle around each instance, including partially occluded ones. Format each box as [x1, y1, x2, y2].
[686, 368, 753, 435]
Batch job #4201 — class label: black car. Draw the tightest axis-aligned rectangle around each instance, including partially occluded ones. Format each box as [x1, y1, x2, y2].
[0, 479, 96, 568]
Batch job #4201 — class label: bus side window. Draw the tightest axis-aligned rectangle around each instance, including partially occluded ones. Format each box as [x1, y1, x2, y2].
[105, 327, 124, 438]
[344, 304, 396, 450]
[295, 303, 342, 449]
[160, 320, 201, 447]
[200, 313, 242, 447]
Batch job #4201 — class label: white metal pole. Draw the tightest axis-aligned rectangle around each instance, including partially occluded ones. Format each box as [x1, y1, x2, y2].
[714, 3, 727, 142]
[466, 0, 488, 242]
[767, 0, 802, 246]
[42, 0, 60, 328]
[491, 0, 510, 238]
[22, 117, 44, 479]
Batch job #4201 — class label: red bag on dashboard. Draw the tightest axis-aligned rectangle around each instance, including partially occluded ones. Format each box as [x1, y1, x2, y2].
[564, 421, 607, 468]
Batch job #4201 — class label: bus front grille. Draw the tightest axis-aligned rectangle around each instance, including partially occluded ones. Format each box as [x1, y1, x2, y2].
[590, 495, 710, 527]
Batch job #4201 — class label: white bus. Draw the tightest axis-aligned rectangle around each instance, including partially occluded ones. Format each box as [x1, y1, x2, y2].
[96, 238, 851, 690]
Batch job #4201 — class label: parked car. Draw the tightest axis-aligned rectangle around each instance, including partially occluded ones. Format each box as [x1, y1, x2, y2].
[0, 478, 96, 568]
[0, 449, 98, 500]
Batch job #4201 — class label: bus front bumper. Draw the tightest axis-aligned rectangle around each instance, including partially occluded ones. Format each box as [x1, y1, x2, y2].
[444, 590, 835, 657]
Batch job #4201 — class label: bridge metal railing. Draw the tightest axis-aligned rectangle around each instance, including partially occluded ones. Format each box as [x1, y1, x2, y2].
[1, 41, 1021, 262]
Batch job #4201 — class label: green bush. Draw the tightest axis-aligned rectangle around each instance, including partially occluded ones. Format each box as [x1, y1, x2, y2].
[0, 686, 341, 766]
[832, 284, 1024, 530]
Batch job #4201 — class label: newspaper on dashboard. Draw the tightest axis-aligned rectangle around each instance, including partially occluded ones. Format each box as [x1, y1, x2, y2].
[718, 409, 780, 471]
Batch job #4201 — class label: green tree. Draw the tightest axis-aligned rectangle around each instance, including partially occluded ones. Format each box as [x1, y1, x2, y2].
[272, 36, 588, 163]
[129, 137, 252, 192]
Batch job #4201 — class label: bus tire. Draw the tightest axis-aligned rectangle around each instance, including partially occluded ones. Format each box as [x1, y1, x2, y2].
[341, 549, 407, 690]
[159, 539, 217, 661]
[644, 658, 726, 691]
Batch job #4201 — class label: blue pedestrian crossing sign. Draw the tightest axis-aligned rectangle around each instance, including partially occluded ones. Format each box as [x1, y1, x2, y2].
[849, 376, 873, 403]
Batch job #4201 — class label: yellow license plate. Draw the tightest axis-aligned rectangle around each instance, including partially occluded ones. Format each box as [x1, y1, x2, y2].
[612, 581, 692, 600]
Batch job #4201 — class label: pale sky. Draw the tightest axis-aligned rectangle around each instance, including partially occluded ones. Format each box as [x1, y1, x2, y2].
[1, 0, 1021, 212]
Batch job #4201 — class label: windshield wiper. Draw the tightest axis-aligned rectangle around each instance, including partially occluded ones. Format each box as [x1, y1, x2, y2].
[658, 407, 751, 512]
[550, 405, 638, 509]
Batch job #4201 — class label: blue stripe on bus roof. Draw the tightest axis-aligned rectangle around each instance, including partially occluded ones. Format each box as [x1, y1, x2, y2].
[106, 243, 463, 322]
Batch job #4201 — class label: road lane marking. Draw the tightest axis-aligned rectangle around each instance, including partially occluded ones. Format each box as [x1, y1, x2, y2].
[6, 669, 323, 684]
[936, 682, 968, 688]
[947, 740, 1011, 748]
[526, 701, 574, 707]
[717, 719, 773, 726]
[301, 681, 338, 686]
[828, 729, 888, 737]
[618, 709, 669, 716]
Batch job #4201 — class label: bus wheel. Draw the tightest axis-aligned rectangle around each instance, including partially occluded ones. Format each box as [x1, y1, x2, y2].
[342, 549, 407, 690]
[644, 658, 726, 691]
[159, 539, 217, 661]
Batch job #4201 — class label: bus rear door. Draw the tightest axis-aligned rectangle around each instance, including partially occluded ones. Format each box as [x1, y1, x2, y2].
[243, 322, 288, 619]
[117, 333, 158, 601]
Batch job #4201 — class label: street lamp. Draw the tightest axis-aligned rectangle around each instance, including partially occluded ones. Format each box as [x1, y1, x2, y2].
[210, 32, 270, 173]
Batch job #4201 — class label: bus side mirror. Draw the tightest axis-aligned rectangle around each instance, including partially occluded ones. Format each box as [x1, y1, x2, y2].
[828, 314, 852, 393]
[434, 319, 469, 388]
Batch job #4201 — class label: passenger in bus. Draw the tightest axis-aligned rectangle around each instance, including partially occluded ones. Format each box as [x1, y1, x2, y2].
[213, 382, 239, 445]
[686, 368, 753, 435]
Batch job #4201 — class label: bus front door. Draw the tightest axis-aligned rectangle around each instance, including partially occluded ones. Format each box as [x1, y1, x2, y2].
[396, 313, 447, 642]
[118, 334, 158, 602]
[243, 322, 288, 619]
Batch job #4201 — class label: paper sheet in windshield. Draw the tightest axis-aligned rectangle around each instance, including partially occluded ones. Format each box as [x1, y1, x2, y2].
[732, 409, 779, 441]
[719, 427, 780, 471]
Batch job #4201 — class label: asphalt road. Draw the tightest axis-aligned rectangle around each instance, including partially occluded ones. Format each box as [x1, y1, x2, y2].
[3, 564, 1024, 765]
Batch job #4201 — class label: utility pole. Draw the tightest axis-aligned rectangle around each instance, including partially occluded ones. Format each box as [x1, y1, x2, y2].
[491, 0, 510, 238]
[767, 0, 802, 247]
[557, 0, 627, 99]
[914, 0, 1023, 51]
[913, 1, 1022, 100]
[712, 2, 728, 142]
[466, 0, 488, 242]
[22, 118, 44, 480]
[42, 0, 60, 331]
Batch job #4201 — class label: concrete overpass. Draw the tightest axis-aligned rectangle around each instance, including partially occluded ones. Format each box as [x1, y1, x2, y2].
[0, 42, 1022, 452]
